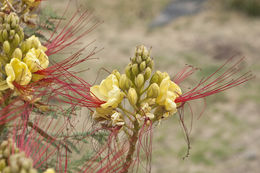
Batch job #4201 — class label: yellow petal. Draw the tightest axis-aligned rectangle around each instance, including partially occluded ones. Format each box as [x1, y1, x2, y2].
[90, 85, 107, 101]
[165, 98, 177, 112]
[5, 58, 32, 89]
[23, 48, 49, 73]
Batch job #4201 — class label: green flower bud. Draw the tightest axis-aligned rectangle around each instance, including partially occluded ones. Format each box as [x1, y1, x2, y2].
[2, 29, 8, 40]
[147, 58, 154, 69]
[21, 159, 32, 170]
[147, 83, 159, 98]
[150, 72, 159, 84]
[144, 67, 152, 81]
[21, 42, 26, 53]
[128, 88, 138, 106]
[10, 163, 19, 173]
[17, 28, 24, 41]
[13, 48, 23, 60]
[135, 74, 144, 89]
[125, 64, 132, 79]
[9, 30, 15, 38]
[142, 46, 149, 60]
[136, 55, 142, 64]
[0, 31, 3, 43]
[146, 57, 151, 64]
[135, 45, 143, 56]
[0, 140, 8, 149]
[11, 20, 17, 29]
[3, 147, 10, 158]
[119, 74, 127, 91]
[5, 24, 10, 31]
[131, 63, 139, 76]
[112, 70, 121, 81]
[131, 56, 136, 63]
[13, 34, 20, 46]
[6, 14, 12, 24]
[3, 166, 11, 173]
[3, 41, 10, 54]
[125, 78, 132, 91]
[0, 159, 6, 171]
[139, 61, 146, 72]
[25, 39, 32, 50]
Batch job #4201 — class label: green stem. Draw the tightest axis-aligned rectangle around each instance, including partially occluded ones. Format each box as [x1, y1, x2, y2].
[122, 120, 139, 173]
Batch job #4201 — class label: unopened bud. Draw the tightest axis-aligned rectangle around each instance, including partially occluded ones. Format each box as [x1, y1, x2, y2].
[125, 78, 132, 91]
[13, 34, 20, 46]
[3, 147, 10, 158]
[128, 88, 138, 106]
[144, 67, 152, 80]
[119, 74, 127, 91]
[13, 48, 22, 60]
[136, 55, 142, 64]
[150, 72, 159, 84]
[135, 45, 143, 56]
[25, 40, 32, 51]
[131, 63, 139, 76]
[7, 14, 12, 24]
[3, 166, 11, 173]
[135, 74, 144, 89]
[147, 59, 154, 69]
[0, 159, 6, 170]
[0, 32, 3, 43]
[142, 46, 149, 60]
[10, 163, 19, 173]
[125, 64, 132, 79]
[147, 83, 159, 98]
[11, 20, 16, 28]
[5, 24, 10, 31]
[21, 159, 32, 170]
[131, 56, 136, 63]
[3, 41, 10, 54]
[9, 30, 15, 38]
[2, 29, 8, 40]
[139, 61, 146, 72]
[112, 70, 121, 81]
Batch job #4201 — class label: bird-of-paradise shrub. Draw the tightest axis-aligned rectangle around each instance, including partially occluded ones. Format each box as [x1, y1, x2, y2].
[0, 0, 255, 173]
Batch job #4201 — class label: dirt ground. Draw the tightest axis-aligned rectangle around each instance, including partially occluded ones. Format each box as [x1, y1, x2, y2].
[47, 0, 260, 172]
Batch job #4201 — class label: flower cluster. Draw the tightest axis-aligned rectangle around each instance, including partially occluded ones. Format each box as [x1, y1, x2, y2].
[0, 12, 48, 92]
[0, 139, 54, 173]
[91, 45, 182, 128]
[87, 45, 253, 172]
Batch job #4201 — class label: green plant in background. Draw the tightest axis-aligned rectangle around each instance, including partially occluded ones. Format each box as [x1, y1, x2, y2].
[224, 0, 260, 16]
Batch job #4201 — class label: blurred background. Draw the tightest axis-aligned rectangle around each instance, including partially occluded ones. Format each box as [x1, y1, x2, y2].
[46, 0, 260, 172]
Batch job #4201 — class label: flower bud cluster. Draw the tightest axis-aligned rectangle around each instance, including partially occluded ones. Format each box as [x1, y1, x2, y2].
[90, 45, 182, 129]
[0, 12, 24, 57]
[1, 0, 41, 27]
[126, 45, 153, 85]
[0, 12, 49, 91]
[0, 139, 38, 173]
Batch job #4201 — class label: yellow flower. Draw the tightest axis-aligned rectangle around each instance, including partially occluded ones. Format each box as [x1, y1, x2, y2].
[23, 48, 49, 73]
[43, 168, 55, 173]
[156, 75, 182, 113]
[25, 35, 47, 51]
[90, 74, 125, 109]
[5, 58, 32, 89]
